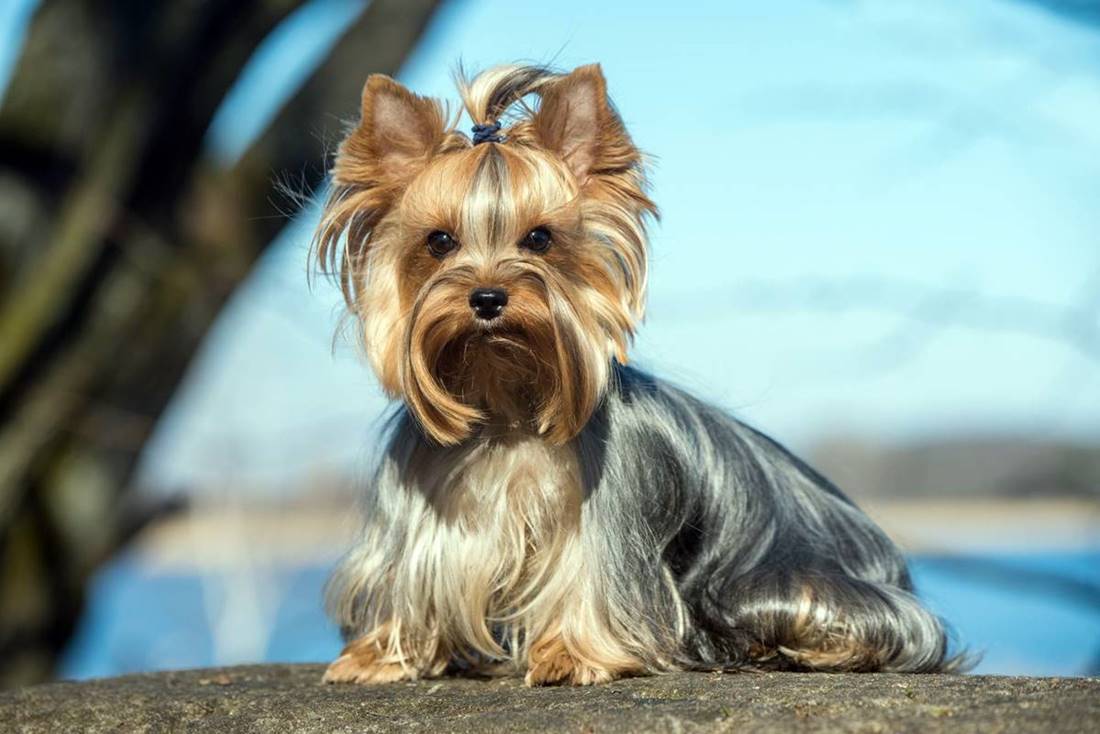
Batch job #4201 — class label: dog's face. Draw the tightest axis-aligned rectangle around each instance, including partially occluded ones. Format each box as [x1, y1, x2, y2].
[315, 65, 655, 445]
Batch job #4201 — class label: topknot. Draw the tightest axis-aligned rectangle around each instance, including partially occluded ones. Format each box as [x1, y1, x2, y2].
[455, 65, 561, 130]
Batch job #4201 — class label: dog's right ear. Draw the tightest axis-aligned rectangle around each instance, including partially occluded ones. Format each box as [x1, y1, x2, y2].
[334, 75, 446, 186]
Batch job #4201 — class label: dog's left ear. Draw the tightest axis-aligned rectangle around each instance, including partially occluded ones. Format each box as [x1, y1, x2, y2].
[334, 74, 447, 186]
[533, 64, 636, 182]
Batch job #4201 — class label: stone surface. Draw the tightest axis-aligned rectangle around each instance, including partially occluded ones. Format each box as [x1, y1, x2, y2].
[1, 665, 1097, 733]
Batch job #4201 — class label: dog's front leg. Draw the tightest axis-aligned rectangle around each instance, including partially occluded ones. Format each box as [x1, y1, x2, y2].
[524, 624, 646, 686]
[323, 621, 448, 684]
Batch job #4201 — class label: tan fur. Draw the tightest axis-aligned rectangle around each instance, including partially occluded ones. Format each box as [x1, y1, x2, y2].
[525, 633, 642, 686]
[747, 582, 883, 672]
[323, 622, 449, 684]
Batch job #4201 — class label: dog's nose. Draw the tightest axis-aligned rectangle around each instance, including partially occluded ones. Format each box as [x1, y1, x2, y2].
[469, 288, 508, 320]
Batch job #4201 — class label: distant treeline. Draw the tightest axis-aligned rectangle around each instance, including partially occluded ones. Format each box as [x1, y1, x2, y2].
[812, 438, 1100, 500]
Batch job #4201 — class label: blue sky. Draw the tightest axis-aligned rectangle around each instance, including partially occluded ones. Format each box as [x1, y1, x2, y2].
[4, 0, 1099, 492]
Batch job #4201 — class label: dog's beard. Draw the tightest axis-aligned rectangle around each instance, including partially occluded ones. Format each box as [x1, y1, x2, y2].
[402, 271, 610, 445]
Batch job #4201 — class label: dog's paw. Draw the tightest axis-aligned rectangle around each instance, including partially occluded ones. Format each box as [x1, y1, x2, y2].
[322, 638, 414, 685]
[524, 637, 617, 686]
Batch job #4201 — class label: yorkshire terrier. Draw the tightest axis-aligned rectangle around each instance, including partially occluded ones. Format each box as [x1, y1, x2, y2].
[315, 64, 954, 686]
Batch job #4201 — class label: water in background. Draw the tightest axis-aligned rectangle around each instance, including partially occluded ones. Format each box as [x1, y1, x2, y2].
[62, 550, 1100, 679]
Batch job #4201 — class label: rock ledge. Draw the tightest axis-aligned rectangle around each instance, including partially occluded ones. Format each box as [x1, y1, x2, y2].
[1, 664, 1096, 733]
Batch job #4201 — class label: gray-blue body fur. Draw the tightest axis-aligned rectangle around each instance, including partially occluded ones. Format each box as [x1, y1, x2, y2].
[571, 364, 951, 671]
[331, 362, 954, 674]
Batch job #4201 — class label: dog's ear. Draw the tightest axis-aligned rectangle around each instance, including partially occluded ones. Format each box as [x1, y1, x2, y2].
[533, 64, 635, 182]
[334, 74, 446, 185]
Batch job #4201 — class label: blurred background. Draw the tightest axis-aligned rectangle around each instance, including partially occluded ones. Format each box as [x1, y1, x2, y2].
[0, 0, 1097, 688]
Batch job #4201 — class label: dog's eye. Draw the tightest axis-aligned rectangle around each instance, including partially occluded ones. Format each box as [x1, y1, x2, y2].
[519, 227, 552, 253]
[426, 230, 457, 258]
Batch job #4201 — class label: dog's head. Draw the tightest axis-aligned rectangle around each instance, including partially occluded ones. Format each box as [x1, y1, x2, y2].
[315, 65, 655, 445]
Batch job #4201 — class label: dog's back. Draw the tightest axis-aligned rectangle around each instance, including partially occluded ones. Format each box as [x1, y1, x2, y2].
[577, 364, 956, 672]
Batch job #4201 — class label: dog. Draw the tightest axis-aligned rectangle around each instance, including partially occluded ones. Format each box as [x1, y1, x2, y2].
[314, 64, 955, 686]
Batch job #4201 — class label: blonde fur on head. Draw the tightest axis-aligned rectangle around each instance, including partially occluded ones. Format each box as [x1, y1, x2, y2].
[312, 64, 656, 446]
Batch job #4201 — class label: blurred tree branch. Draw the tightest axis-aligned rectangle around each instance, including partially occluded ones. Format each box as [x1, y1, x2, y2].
[0, 0, 442, 686]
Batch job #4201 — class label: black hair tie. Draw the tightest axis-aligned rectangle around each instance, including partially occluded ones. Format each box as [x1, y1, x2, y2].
[471, 121, 503, 144]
